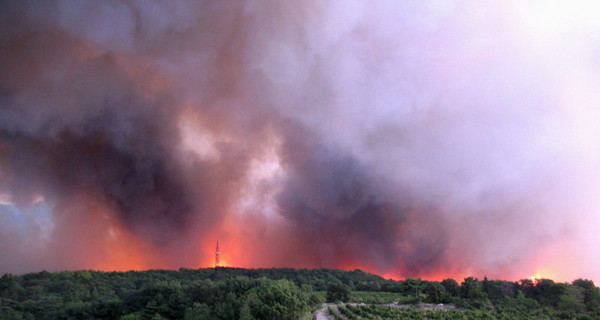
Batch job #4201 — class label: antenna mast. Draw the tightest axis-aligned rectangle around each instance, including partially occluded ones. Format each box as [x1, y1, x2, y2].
[215, 240, 220, 268]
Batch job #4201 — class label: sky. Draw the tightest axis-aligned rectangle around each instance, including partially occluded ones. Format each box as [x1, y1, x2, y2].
[1, 0, 600, 282]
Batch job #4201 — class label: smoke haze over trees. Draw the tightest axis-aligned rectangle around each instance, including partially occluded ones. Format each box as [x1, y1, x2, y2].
[1, 0, 600, 281]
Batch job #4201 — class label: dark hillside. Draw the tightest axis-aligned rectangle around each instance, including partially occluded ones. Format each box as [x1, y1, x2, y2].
[1, 268, 599, 319]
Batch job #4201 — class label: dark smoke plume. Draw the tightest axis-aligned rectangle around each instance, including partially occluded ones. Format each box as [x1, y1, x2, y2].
[1, 0, 599, 281]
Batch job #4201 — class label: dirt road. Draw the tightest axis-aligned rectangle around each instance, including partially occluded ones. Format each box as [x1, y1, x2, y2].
[315, 303, 334, 320]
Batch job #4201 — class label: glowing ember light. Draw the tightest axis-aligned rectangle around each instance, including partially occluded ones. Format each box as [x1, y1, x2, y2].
[217, 260, 230, 268]
[527, 269, 557, 282]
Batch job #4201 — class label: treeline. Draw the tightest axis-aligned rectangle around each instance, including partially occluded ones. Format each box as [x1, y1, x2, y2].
[370, 276, 600, 310]
[0, 267, 599, 319]
[0, 268, 325, 320]
[371, 277, 600, 318]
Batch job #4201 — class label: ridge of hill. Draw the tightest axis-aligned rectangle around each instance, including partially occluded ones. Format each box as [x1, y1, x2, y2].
[1, 267, 599, 319]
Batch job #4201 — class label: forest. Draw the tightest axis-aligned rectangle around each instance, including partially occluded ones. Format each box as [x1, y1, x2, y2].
[1, 267, 600, 319]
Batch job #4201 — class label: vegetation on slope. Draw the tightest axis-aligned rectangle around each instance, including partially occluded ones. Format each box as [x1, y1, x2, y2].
[0, 267, 599, 319]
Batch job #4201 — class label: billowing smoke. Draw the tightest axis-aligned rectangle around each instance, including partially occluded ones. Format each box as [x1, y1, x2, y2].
[1, 0, 600, 281]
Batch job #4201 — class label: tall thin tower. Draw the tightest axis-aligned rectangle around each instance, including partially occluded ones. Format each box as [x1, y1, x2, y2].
[215, 240, 220, 268]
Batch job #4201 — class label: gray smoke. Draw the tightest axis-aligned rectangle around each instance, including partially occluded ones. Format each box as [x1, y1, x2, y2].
[0, 0, 599, 280]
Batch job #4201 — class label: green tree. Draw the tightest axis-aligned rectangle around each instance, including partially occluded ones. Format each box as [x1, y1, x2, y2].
[518, 278, 537, 299]
[240, 280, 310, 320]
[459, 277, 489, 308]
[536, 279, 565, 307]
[460, 277, 486, 300]
[326, 282, 351, 303]
[572, 279, 600, 311]
[141, 301, 161, 320]
[557, 286, 586, 312]
[118, 313, 141, 320]
[402, 278, 425, 302]
[184, 303, 212, 320]
[483, 279, 516, 301]
[423, 282, 447, 303]
[441, 278, 460, 297]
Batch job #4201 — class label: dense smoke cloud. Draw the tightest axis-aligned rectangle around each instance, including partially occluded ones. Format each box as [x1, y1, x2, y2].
[1, 0, 600, 281]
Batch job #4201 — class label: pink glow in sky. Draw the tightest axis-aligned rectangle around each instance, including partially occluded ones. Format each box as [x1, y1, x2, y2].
[0, 0, 599, 282]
